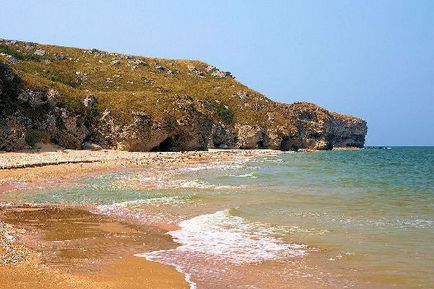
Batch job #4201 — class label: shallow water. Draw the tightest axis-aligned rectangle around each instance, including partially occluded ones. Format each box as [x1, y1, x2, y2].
[4, 147, 434, 288]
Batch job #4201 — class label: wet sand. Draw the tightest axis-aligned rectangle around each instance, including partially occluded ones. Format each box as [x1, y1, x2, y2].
[0, 256, 189, 289]
[0, 149, 279, 289]
[0, 205, 189, 289]
[0, 148, 277, 192]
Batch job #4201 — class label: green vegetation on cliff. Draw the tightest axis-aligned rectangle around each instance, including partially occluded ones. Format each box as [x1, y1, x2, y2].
[1, 40, 278, 125]
[0, 39, 367, 152]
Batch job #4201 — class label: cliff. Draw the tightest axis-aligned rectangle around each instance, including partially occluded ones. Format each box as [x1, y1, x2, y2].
[0, 39, 367, 152]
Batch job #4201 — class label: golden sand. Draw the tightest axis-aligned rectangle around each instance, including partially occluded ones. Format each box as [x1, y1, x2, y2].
[0, 148, 279, 193]
[0, 205, 189, 289]
[1, 257, 188, 289]
[0, 149, 281, 289]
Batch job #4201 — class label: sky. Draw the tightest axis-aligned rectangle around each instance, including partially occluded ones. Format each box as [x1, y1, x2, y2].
[1, 1, 433, 145]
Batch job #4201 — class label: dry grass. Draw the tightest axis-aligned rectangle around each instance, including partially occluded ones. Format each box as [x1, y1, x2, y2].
[0, 38, 365, 142]
[0, 39, 286, 128]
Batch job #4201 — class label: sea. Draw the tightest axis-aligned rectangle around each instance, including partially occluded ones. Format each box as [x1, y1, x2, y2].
[4, 147, 434, 289]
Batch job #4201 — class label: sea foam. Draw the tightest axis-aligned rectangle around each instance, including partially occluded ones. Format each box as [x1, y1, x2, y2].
[139, 209, 306, 263]
[137, 209, 306, 288]
[93, 196, 188, 226]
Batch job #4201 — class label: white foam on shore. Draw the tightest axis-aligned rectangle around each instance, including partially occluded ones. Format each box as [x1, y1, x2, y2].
[98, 196, 187, 209]
[0, 202, 14, 208]
[136, 209, 306, 288]
[178, 180, 213, 189]
[125, 174, 245, 191]
[139, 211, 304, 263]
[167, 209, 306, 263]
[93, 196, 188, 226]
[176, 179, 246, 190]
[231, 172, 258, 179]
[182, 163, 245, 172]
[137, 255, 198, 289]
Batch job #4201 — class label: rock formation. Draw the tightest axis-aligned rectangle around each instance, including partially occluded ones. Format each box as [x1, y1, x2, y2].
[0, 39, 367, 152]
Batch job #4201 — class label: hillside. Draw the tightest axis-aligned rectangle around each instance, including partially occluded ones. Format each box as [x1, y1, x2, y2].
[0, 39, 367, 152]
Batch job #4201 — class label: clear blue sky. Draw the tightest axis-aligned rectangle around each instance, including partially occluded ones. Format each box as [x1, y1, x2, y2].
[1, 1, 433, 145]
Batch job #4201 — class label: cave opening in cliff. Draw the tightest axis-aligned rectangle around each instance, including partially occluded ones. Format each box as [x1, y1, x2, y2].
[256, 140, 267, 149]
[279, 136, 299, 151]
[151, 135, 180, 152]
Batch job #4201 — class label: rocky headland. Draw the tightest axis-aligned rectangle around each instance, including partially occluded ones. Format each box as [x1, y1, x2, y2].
[0, 39, 367, 152]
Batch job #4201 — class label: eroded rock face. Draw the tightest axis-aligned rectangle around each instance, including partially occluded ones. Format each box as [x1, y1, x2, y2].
[0, 116, 26, 151]
[329, 113, 367, 148]
[83, 95, 98, 108]
[209, 123, 237, 149]
[0, 60, 367, 152]
[0, 62, 26, 151]
[279, 103, 367, 150]
[48, 108, 89, 149]
[1, 61, 89, 150]
[235, 125, 268, 149]
[283, 103, 333, 150]
[143, 107, 212, 152]
[0, 61, 21, 116]
[90, 106, 213, 152]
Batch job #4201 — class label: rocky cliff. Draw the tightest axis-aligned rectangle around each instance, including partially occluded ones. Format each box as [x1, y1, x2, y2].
[0, 39, 367, 152]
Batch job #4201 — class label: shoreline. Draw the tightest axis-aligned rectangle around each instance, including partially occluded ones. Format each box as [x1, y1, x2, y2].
[0, 147, 281, 169]
[0, 149, 281, 289]
[0, 148, 281, 192]
[0, 148, 370, 289]
[0, 204, 190, 289]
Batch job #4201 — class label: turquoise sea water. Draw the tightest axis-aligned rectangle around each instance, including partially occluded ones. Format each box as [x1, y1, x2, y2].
[5, 147, 434, 288]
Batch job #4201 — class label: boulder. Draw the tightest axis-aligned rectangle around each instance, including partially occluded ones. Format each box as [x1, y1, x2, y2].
[34, 49, 45, 56]
[187, 65, 206, 78]
[83, 95, 98, 108]
[110, 60, 121, 66]
[0, 53, 18, 64]
[81, 142, 102, 150]
[54, 54, 65, 61]
[156, 64, 174, 75]
[206, 65, 233, 79]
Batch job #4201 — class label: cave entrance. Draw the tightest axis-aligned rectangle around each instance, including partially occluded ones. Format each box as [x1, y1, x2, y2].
[279, 137, 299, 151]
[256, 133, 268, 149]
[151, 135, 179, 152]
[256, 140, 267, 149]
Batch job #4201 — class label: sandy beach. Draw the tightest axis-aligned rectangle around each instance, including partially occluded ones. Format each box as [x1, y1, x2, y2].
[2, 147, 431, 289]
[0, 204, 190, 289]
[0, 148, 278, 289]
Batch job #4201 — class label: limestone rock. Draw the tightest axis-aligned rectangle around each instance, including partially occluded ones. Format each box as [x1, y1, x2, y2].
[329, 113, 367, 148]
[206, 65, 232, 79]
[34, 49, 45, 56]
[17, 90, 47, 107]
[47, 108, 88, 149]
[0, 53, 18, 64]
[54, 54, 65, 61]
[110, 60, 121, 66]
[209, 124, 237, 148]
[235, 124, 268, 149]
[83, 95, 98, 108]
[187, 65, 206, 78]
[81, 142, 102, 150]
[0, 42, 367, 153]
[0, 117, 26, 151]
[156, 63, 174, 75]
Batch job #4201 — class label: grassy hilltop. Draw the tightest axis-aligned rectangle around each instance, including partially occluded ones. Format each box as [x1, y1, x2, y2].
[0, 40, 280, 125]
[0, 39, 367, 151]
